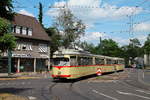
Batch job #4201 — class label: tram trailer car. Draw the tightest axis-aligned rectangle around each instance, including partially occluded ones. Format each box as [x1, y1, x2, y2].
[52, 49, 125, 79]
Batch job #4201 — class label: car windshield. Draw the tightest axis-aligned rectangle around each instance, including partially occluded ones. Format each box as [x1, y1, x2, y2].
[53, 58, 70, 66]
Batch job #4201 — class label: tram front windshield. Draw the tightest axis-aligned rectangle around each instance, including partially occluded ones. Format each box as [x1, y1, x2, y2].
[53, 58, 70, 66]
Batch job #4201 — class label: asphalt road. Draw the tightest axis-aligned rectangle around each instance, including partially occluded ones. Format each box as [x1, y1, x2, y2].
[0, 69, 150, 100]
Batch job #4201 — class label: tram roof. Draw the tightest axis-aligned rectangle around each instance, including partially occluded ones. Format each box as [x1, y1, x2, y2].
[54, 49, 94, 56]
[54, 49, 124, 60]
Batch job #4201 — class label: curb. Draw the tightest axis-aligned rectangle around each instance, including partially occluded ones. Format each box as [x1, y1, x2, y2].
[137, 69, 150, 88]
[0, 93, 29, 100]
[0, 76, 40, 81]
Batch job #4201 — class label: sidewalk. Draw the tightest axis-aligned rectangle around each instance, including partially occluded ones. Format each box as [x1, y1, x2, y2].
[141, 69, 150, 85]
[0, 72, 52, 80]
[137, 69, 150, 89]
[124, 68, 150, 90]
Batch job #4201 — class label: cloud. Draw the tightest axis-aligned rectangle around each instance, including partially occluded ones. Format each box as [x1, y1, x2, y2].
[80, 31, 131, 46]
[47, 0, 142, 28]
[112, 37, 129, 46]
[133, 22, 150, 32]
[18, 9, 34, 17]
[81, 32, 107, 41]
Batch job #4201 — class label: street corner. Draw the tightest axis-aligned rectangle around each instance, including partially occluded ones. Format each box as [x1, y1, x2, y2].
[0, 93, 29, 100]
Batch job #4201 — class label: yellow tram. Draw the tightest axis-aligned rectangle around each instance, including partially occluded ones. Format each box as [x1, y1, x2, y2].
[52, 49, 124, 79]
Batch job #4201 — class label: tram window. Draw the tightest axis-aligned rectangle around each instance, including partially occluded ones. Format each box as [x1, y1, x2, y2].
[87, 58, 92, 65]
[114, 60, 118, 64]
[53, 58, 70, 66]
[112, 60, 117, 64]
[70, 56, 77, 66]
[106, 59, 112, 64]
[95, 58, 104, 65]
[118, 60, 124, 64]
[78, 57, 92, 65]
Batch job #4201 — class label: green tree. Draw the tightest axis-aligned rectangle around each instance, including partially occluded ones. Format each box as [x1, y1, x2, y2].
[143, 34, 150, 54]
[45, 27, 61, 58]
[54, 9, 86, 48]
[38, 2, 43, 26]
[0, 18, 16, 54]
[0, 18, 10, 34]
[0, 0, 16, 53]
[122, 38, 142, 65]
[128, 38, 141, 58]
[0, 0, 14, 21]
[0, 34, 16, 53]
[76, 41, 95, 53]
[96, 39, 122, 57]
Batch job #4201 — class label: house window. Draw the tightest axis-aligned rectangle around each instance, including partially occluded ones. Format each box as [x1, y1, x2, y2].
[39, 44, 48, 52]
[26, 43, 32, 51]
[16, 26, 21, 34]
[16, 42, 32, 51]
[28, 28, 32, 36]
[22, 27, 27, 35]
[16, 43, 21, 50]
[22, 45, 26, 50]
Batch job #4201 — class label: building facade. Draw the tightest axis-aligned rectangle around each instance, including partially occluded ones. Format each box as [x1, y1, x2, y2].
[0, 14, 50, 73]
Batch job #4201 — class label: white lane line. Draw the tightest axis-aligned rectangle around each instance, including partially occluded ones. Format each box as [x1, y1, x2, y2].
[28, 96, 37, 100]
[117, 91, 150, 100]
[136, 90, 150, 95]
[143, 71, 145, 78]
[92, 90, 119, 100]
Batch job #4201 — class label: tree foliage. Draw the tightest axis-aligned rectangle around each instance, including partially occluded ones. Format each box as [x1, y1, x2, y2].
[0, 0, 14, 21]
[0, 17, 10, 34]
[0, 33, 16, 52]
[38, 2, 43, 26]
[0, 18, 16, 53]
[143, 34, 150, 54]
[45, 27, 61, 57]
[96, 39, 122, 57]
[54, 9, 86, 48]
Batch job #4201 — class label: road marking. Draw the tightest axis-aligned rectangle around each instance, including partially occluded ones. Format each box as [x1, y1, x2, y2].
[22, 82, 25, 85]
[136, 90, 150, 95]
[28, 96, 37, 100]
[143, 71, 145, 78]
[92, 90, 118, 100]
[117, 91, 150, 99]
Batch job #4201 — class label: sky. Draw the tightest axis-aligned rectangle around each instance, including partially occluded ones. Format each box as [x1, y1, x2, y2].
[13, 0, 150, 46]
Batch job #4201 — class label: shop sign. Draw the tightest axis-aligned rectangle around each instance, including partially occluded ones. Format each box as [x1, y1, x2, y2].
[12, 53, 32, 58]
[40, 54, 49, 58]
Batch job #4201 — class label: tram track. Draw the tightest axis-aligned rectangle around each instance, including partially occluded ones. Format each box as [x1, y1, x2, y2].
[68, 80, 91, 100]
[48, 82, 61, 100]
[47, 79, 91, 100]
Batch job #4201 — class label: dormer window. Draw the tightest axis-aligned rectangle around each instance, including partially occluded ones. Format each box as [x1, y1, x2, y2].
[12, 25, 33, 36]
[16, 26, 21, 34]
[22, 27, 27, 35]
[28, 28, 32, 36]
